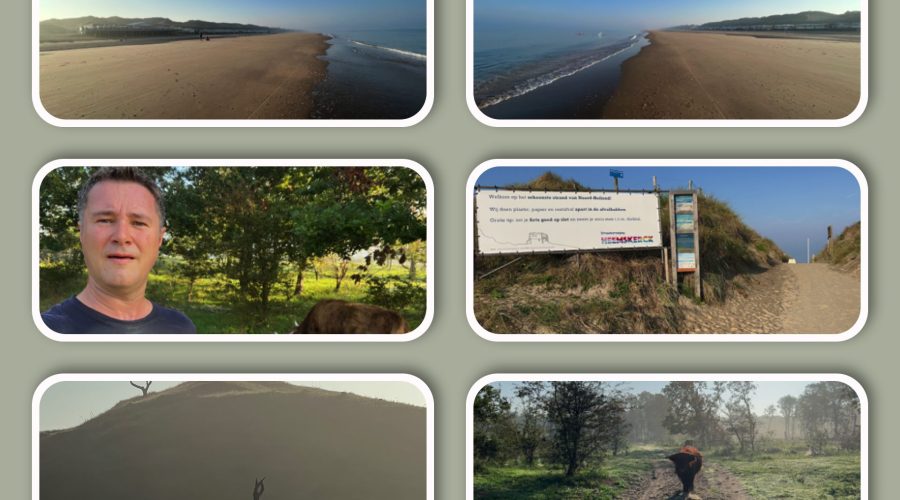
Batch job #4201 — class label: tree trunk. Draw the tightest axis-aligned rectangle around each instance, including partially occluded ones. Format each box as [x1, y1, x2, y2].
[187, 278, 195, 303]
[293, 269, 303, 297]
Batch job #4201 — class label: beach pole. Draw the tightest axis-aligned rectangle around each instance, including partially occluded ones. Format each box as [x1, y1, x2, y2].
[662, 247, 670, 285]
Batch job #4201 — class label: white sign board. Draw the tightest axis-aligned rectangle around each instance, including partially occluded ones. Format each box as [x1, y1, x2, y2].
[475, 189, 662, 254]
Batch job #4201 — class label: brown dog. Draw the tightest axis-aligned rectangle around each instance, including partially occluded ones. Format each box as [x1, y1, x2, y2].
[292, 299, 409, 334]
[668, 445, 703, 497]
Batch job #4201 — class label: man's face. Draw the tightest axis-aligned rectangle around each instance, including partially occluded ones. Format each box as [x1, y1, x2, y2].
[79, 180, 165, 296]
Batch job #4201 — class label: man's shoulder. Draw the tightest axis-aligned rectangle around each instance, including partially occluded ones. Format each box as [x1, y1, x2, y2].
[41, 297, 196, 334]
[41, 297, 88, 333]
[150, 303, 197, 334]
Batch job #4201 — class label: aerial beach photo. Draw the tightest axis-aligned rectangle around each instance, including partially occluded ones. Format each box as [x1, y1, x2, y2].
[471, 0, 863, 121]
[36, 0, 428, 121]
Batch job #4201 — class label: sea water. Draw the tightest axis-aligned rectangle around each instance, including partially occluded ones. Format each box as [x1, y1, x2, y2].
[474, 27, 648, 119]
[313, 29, 427, 119]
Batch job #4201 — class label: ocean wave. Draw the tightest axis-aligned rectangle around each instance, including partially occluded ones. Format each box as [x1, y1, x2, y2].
[348, 39, 427, 61]
[474, 35, 644, 109]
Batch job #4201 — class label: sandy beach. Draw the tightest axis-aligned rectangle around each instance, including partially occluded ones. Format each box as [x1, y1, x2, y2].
[602, 31, 861, 119]
[39, 32, 329, 119]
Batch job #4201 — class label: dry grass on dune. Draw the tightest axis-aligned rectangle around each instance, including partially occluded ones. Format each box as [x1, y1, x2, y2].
[473, 176, 787, 334]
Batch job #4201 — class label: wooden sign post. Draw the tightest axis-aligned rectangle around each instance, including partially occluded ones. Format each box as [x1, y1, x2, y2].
[669, 190, 701, 299]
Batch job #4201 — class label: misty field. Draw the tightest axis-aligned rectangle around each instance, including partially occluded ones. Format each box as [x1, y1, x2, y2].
[476, 447, 860, 499]
[473, 381, 862, 499]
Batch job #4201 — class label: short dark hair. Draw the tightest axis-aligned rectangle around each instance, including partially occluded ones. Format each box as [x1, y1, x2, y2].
[77, 167, 165, 225]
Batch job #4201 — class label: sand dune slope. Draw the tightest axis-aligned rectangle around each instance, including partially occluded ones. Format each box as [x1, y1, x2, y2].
[40, 381, 426, 500]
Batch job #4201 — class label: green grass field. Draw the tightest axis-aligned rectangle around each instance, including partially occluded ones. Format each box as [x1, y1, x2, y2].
[474, 448, 657, 499]
[719, 453, 861, 499]
[474, 445, 861, 499]
[40, 262, 427, 334]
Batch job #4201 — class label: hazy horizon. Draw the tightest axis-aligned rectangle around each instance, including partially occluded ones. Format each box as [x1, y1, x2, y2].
[476, 0, 861, 32]
[40, 0, 427, 32]
[40, 380, 428, 431]
[490, 380, 827, 416]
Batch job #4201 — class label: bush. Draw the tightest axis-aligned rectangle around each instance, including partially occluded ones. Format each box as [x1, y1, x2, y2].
[362, 275, 426, 313]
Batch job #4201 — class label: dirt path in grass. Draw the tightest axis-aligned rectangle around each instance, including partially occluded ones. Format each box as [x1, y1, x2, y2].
[680, 263, 860, 334]
[622, 460, 750, 500]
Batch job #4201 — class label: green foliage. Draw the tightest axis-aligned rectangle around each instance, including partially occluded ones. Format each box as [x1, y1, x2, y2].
[474, 385, 516, 471]
[360, 275, 426, 313]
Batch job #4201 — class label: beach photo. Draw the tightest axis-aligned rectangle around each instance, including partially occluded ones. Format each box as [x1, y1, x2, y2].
[468, 374, 865, 499]
[468, 0, 864, 124]
[467, 160, 866, 338]
[35, 374, 433, 500]
[33, 160, 432, 338]
[35, 0, 430, 124]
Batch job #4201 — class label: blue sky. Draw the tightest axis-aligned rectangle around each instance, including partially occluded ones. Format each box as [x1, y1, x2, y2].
[491, 380, 820, 415]
[41, 380, 427, 431]
[41, 0, 426, 31]
[476, 0, 861, 31]
[476, 166, 861, 261]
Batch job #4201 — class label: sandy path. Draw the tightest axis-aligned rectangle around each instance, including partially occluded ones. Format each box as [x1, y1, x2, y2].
[39, 32, 329, 119]
[623, 460, 750, 500]
[681, 266, 795, 334]
[782, 263, 861, 333]
[603, 31, 860, 119]
[682, 264, 860, 334]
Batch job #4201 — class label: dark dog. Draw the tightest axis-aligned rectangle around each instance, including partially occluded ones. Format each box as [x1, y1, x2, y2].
[292, 299, 409, 334]
[668, 445, 703, 497]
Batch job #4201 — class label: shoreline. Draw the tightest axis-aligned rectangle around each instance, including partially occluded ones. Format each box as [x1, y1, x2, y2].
[601, 30, 861, 119]
[39, 32, 330, 119]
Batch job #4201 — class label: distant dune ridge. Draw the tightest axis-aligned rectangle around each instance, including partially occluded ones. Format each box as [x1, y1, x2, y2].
[40, 381, 426, 500]
[40, 16, 281, 41]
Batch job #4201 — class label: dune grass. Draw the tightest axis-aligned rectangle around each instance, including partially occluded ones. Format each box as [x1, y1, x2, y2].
[474, 182, 786, 334]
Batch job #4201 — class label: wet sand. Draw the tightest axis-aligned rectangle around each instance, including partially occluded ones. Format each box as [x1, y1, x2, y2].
[39, 32, 329, 119]
[602, 31, 861, 119]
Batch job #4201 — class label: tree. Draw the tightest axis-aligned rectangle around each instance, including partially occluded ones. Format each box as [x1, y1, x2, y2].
[129, 381, 152, 396]
[662, 382, 725, 449]
[723, 382, 758, 456]
[514, 383, 546, 467]
[473, 385, 514, 470]
[778, 395, 798, 440]
[626, 391, 671, 444]
[536, 382, 624, 476]
[796, 382, 860, 454]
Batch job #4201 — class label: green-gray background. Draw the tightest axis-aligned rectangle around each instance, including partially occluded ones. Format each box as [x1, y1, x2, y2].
[2, 0, 896, 497]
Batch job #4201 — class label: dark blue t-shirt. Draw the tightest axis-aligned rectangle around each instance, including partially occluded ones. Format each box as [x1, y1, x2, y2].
[42, 297, 196, 334]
